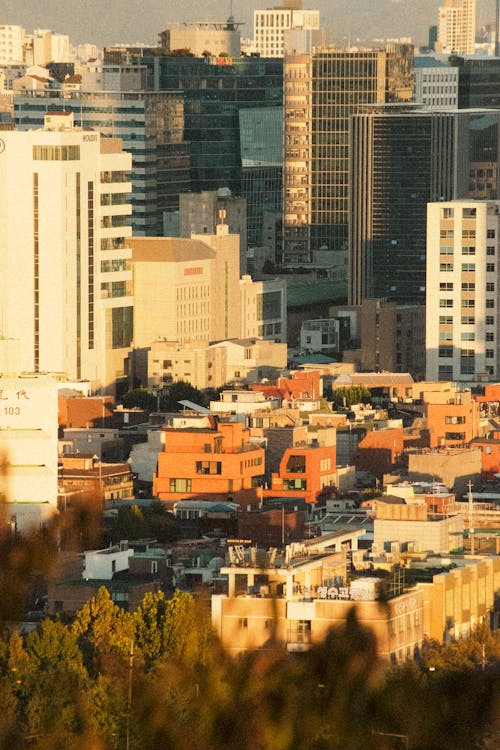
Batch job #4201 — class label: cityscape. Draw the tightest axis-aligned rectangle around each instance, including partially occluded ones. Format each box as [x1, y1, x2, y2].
[0, 1, 500, 747]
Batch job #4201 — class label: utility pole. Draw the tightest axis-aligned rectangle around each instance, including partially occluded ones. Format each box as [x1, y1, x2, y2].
[468, 480, 474, 555]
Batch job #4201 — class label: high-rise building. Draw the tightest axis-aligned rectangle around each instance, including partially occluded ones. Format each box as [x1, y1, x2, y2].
[0, 112, 133, 391]
[349, 108, 500, 306]
[283, 43, 414, 266]
[426, 199, 500, 382]
[14, 89, 189, 236]
[159, 18, 242, 58]
[436, 0, 476, 55]
[450, 54, 500, 109]
[179, 189, 247, 272]
[0, 24, 24, 64]
[414, 58, 459, 109]
[239, 106, 283, 248]
[130, 226, 241, 348]
[253, 1, 320, 58]
[140, 52, 283, 198]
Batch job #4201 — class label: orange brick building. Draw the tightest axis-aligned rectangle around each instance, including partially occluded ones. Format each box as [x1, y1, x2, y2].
[249, 370, 322, 401]
[426, 398, 480, 448]
[263, 444, 336, 505]
[59, 395, 114, 430]
[153, 418, 265, 508]
[354, 427, 404, 481]
[471, 431, 500, 478]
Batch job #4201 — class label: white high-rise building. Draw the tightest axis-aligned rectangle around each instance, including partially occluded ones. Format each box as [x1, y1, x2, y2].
[0, 24, 25, 64]
[436, 0, 476, 55]
[0, 112, 133, 392]
[253, 1, 320, 58]
[426, 200, 500, 382]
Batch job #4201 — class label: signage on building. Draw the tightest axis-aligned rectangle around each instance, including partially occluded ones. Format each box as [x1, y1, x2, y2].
[317, 586, 350, 600]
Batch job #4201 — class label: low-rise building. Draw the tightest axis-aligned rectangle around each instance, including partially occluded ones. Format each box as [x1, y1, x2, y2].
[426, 391, 480, 447]
[58, 454, 135, 504]
[371, 496, 464, 554]
[47, 540, 171, 615]
[212, 547, 424, 660]
[264, 441, 336, 506]
[407, 446, 482, 494]
[153, 416, 265, 508]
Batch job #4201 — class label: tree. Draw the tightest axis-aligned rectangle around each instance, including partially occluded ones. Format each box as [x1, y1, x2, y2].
[121, 389, 156, 411]
[72, 587, 135, 674]
[161, 380, 206, 412]
[330, 385, 371, 408]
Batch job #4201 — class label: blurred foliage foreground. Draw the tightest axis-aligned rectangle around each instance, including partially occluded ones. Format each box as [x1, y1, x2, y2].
[0, 583, 497, 750]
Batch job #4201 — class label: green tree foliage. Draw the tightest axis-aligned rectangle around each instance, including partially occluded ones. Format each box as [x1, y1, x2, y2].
[330, 385, 371, 408]
[106, 501, 178, 544]
[121, 388, 156, 411]
[161, 380, 206, 411]
[0, 593, 498, 749]
[72, 587, 135, 674]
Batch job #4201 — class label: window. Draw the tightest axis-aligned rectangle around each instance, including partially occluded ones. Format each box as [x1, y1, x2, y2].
[486, 315, 495, 325]
[440, 246, 453, 254]
[486, 349, 495, 359]
[439, 282, 453, 291]
[486, 332, 495, 342]
[461, 316, 475, 325]
[445, 415, 465, 424]
[195, 461, 222, 475]
[486, 282, 495, 292]
[461, 332, 475, 340]
[462, 229, 476, 238]
[440, 316, 453, 324]
[33, 144, 80, 160]
[169, 478, 192, 492]
[461, 246, 475, 255]
[461, 299, 475, 308]
[445, 432, 466, 441]
[487, 229, 496, 238]
[440, 299, 453, 308]
[239, 618, 248, 628]
[487, 263, 496, 273]
[461, 282, 475, 291]
[461, 264, 475, 272]
[439, 365, 453, 378]
[440, 263, 453, 272]
[487, 246, 495, 256]
[439, 346, 453, 358]
[440, 229, 454, 238]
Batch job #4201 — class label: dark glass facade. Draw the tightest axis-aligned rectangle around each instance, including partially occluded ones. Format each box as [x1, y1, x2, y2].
[283, 44, 414, 265]
[451, 55, 500, 109]
[141, 54, 284, 199]
[349, 108, 500, 305]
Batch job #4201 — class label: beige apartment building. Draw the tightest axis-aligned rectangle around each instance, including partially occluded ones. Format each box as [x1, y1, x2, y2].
[212, 545, 500, 659]
[131, 227, 241, 347]
[0, 112, 133, 392]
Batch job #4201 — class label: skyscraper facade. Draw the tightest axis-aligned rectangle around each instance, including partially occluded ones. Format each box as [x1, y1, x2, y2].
[426, 199, 500, 382]
[0, 112, 133, 391]
[437, 0, 476, 55]
[14, 90, 189, 237]
[253, 1, 320, 58]
[349, 108, 500, 306]
[283, 44, 414, 266]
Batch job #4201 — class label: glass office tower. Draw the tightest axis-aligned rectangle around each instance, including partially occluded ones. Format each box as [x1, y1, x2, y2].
[283, 44, 414, 265]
